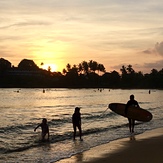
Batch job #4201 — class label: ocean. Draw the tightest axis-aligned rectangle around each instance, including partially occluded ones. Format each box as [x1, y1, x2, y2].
[0, 88, 163, 163]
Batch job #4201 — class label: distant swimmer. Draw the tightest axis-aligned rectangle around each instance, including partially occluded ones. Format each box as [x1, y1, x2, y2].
[125, 95, 140, 133]
[72, 107, 83, 140]
[14, 89, 20, 93]
[34, 118, 49, 141]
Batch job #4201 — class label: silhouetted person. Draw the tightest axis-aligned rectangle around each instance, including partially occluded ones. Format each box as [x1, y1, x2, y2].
[34, 118, 49, 141]
[72, 107, 82, 140]
[125, 95, 139, 133]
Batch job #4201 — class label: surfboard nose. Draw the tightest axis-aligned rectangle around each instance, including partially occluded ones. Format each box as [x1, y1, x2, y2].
[108, 103, 117, 110]
[108, 103, 114, 110]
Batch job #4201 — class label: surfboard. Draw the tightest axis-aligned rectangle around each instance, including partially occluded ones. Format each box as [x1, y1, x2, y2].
[109, 103, 153, 122]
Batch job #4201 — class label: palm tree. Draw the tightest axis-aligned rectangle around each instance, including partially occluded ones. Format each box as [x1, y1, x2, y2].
[88, 60, 98, 72]
[62, 68, 67, 75]
[66, 63, 71, 72]
[97, 64, 105, 74]
[120, 65, 127, 75]
[48, 66, 51, 72]
[78, 63, 83, 73]
[127, 65, 135, 74]
[81, 61, 89, 74]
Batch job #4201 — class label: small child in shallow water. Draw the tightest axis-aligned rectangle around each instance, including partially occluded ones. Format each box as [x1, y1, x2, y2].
[34, 118, 49, 141]
[72, 107, 83, 140]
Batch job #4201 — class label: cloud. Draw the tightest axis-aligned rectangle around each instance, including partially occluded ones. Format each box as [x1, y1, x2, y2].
[0, 36, 23, 41]
[0, 21, 52, 29]
[155, 42, 163, 56]
[137, 60, 163, 72]
[142, 41, 163, 57]
[0, 48, 17, 58]
[143, 60, 163, 71]
[142, 49, 153, 54]
[111, 59, 163, 73]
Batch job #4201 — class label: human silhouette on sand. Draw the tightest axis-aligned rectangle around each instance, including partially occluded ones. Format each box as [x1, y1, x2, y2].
[125, 95, 140, 133]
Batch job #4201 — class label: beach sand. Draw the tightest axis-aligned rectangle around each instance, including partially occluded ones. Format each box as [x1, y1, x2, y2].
[56, 128, 163, 163]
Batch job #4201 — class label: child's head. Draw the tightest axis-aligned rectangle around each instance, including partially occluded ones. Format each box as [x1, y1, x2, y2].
[75, 107, 80, 113]
[42, 118, 47, 124]
[130, 94, 134, 100]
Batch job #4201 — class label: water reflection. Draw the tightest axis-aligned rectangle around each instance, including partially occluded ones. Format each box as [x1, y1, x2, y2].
[129, 135, 136, 141]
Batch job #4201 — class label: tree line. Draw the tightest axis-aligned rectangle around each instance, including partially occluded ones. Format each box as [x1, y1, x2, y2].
[0, 58, 163, 88]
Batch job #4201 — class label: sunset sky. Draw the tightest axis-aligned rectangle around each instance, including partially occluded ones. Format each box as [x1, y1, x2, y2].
[1, 0, 163, 73]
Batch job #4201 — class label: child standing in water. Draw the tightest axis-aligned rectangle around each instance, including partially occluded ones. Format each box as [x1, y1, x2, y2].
[34, 118, 49, 141]
[72, 107, 82, 140]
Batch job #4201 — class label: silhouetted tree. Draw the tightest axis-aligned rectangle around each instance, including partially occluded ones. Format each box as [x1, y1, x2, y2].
[62, 68, 67, 75]
[48, 66, 51, 72]
[88, 60, 98, 72]
[127, 64, 135, 74]
[66, 63, 71, 72]
[1, 57, 163, 88]
[64, 64, 79, 87]
[146, 68, 159, 88]
[102, 71, 120, 87]
[18, 59, 39, 71]
[80, 61, 89, 74]
[158, 69, 163, 88]
[151, 69, 158, 75]
[97, 63, 105, 74]
[78, 63, 83, 73]
[120, 65, 136, 88]
[0, 58, 11, 72]
[120, 65, 127, 75]
[158, 68, 163, 74]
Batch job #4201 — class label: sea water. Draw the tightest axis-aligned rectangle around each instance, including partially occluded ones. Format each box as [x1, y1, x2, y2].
[0, 88, 163, 163]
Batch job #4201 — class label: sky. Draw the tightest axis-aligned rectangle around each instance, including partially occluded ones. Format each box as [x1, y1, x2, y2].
[1, 0, 163, 73]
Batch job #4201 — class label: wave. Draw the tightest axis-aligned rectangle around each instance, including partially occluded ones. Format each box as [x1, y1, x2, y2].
[0, 117, 150, 155]
[2, 123, 126, 154]
[0, 106, 155, 155]
[0, 110, 116, 133]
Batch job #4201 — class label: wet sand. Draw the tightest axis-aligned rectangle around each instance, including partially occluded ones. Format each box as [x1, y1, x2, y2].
[56, 128, 163, 163]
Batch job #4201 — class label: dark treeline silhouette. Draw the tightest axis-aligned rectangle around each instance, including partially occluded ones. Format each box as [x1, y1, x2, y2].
[0, 58, 163, 88]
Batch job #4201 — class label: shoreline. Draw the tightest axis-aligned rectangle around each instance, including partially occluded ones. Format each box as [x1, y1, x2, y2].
[56, 128, 163, 163]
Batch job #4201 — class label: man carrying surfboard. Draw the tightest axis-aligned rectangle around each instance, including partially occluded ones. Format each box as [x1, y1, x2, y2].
[125, 95, 140, 133]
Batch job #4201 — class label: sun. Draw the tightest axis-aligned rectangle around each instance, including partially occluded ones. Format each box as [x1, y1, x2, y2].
[41, 63, 58, 72]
